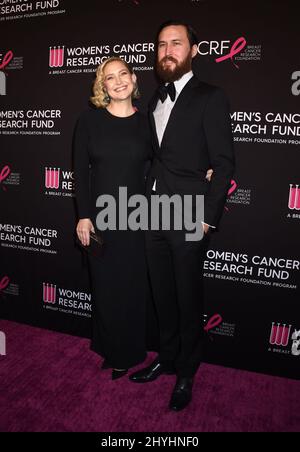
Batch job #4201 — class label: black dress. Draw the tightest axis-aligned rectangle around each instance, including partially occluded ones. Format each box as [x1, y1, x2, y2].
[73, 108, 152, 369]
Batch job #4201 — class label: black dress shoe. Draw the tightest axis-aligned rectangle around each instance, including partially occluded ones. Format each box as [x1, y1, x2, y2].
[169, 377, 194, 411]
[111, 369, 128, 380]
[129, 359, 175, 383]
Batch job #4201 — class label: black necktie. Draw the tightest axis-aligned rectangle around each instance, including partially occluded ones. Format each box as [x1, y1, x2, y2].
[158, 82, 176, 103]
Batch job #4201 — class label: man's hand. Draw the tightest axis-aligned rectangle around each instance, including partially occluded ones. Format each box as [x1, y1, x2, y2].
[76, 219, 95, 246]
[206, 169, 213, 181]
[203, 170, 213, 234]
[202, 223, 210, 235]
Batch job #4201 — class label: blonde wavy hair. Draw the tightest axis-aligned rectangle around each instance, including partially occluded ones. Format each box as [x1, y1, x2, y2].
[90, 57, 140, 108]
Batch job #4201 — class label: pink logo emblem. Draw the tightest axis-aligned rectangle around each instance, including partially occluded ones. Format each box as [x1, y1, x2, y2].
[288, 184, 300, 210]
[225, 179, 237, 212]
[269, 322, 292, 347]
[228, 179, 237, 196]
[0, 50, 13, 71]
[204, 314, 223, 332]
[215, 37, 247, 69]
[45, 167, 60, 189]
[0, 166, 11, 190]
[49, 46, 65, 68]
[0, 276, 10, 293]
[43, 283, 56, 304]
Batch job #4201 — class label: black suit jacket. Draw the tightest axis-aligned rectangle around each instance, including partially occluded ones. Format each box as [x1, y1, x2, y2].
[147, 75, 235, 228]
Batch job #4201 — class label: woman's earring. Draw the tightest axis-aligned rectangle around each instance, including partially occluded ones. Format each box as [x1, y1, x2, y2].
[104, 91, 110, 103]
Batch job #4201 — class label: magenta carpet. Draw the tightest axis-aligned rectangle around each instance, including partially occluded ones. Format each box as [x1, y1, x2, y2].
[0, 319, 299, 432]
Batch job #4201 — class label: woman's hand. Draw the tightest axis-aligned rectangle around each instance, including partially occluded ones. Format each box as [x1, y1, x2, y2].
[76, 219, 95, 246]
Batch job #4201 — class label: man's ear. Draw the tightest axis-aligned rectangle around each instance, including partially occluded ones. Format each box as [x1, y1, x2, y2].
[191, 44, 198, 59]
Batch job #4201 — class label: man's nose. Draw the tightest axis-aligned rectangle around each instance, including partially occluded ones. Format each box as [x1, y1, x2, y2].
[165, 44, 173, 57]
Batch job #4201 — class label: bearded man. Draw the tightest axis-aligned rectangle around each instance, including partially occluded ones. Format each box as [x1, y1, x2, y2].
[129, 21, 235, 411]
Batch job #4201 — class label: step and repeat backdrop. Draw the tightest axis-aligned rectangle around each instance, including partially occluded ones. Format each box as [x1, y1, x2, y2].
[0, 0, 299, 379]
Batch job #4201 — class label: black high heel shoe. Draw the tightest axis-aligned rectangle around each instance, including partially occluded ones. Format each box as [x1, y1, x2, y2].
[111, 369, 128, 380]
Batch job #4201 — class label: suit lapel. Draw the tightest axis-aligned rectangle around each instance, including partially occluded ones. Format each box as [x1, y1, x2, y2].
[160, 75, 198, 148]
[149, 93, 160, 151]
[149, 76, 200, 152]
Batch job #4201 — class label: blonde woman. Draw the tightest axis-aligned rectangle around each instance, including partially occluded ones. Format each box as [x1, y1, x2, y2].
[74, 57, 152, 379]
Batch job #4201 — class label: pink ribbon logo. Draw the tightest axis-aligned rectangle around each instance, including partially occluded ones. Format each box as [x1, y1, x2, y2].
[225, 179, 237, 212]
[215, 37, 246, 69]
[0, 276, 10, 293]
[0, 165, 11, 184]
[228, 179, 237, 196]
[204, 314, 223, 332]
[0, 50, 13, 71]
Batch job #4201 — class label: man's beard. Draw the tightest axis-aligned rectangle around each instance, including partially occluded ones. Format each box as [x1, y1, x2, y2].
[156, 53, 193, 83]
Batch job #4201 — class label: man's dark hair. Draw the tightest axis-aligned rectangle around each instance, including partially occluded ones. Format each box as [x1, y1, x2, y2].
[156, 20, 199, 48]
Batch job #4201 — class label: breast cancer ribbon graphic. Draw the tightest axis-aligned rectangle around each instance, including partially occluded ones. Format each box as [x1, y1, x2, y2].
[0, 51, 13, 72]
[0, 276, 10, 293]
[0, 166, 11, 191]
[215, 37, 246, 69]
[228, 179, 237, 196]
[225, 179, 237, 212]
[204, 314, 223, 332]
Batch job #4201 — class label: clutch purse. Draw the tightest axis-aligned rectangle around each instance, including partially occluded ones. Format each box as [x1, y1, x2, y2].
[76, 230, 104, 259]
